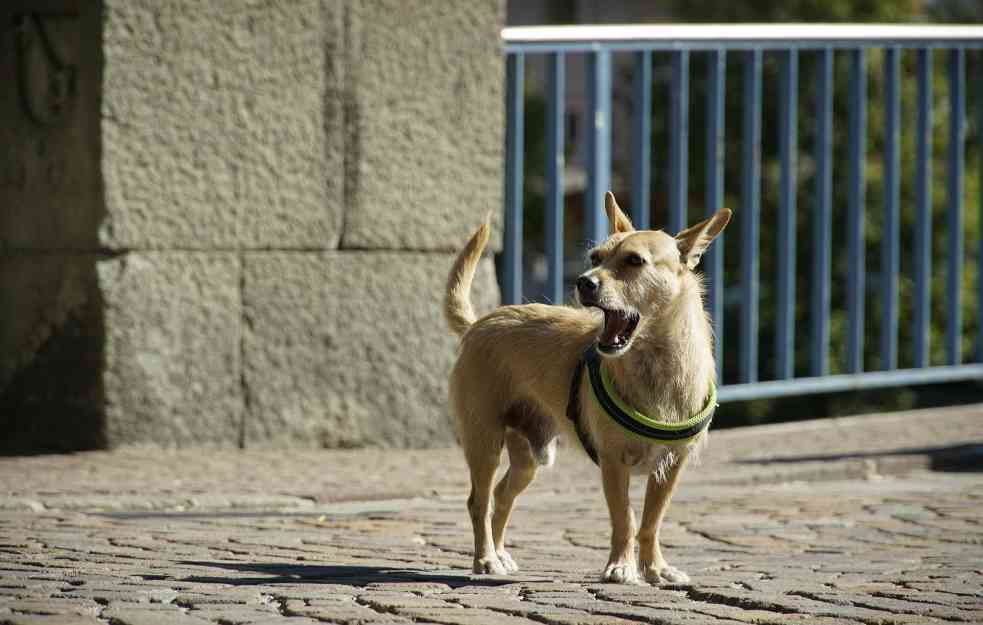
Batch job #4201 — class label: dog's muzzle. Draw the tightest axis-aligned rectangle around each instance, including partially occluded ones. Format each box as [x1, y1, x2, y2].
[576, 275, 600, 303]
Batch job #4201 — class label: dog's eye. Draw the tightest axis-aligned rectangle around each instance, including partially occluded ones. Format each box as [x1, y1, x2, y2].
[625, 253, 646, 266]
[589, 253, 603, 267]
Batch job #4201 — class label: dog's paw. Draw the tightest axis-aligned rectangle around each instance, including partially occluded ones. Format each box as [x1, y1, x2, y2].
[642, 563, 691, 585]
[473, 556, 508, 575]
[602, 561, 644, 585]
[497, 550, 519, 573]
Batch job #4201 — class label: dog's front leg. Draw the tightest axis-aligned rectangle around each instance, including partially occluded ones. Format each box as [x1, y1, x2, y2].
[638, 453, 690, 584]
[599, 455, 642, 584]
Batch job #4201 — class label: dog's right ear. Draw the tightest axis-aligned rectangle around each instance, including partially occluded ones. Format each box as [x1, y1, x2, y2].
[604, 192, 635, 234]
[676, 208, 732, 270]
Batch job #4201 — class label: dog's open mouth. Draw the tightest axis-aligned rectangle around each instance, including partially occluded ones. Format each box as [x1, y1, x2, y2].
[593, 307, 640, 355]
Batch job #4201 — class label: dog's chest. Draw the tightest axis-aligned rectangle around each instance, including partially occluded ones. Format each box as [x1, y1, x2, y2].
[620, 440, 676, 475]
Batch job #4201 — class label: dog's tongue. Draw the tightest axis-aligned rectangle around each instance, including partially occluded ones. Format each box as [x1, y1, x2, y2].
[600, 310, 630, 346]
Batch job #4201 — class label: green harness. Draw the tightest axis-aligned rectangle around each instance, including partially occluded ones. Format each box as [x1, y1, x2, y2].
[565, 345, 717, 465]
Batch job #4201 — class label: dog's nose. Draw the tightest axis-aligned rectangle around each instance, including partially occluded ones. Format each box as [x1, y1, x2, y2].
[577, 275, 600, 298]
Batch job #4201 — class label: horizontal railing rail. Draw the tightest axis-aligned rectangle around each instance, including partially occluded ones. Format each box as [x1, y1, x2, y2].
[499, 23, 983, 402]
[503, 24, 983, 50]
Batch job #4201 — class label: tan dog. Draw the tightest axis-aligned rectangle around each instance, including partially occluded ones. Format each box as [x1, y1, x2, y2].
[445, 192, 731, 584]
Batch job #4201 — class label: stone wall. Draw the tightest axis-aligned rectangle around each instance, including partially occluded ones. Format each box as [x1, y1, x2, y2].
[0, 0, 503, 452]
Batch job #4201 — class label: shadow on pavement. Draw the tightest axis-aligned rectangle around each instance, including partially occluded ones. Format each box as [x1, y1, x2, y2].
[734, 442, 983, 472]
[100, 511, 342, 520]
[178, 561, 521, 588]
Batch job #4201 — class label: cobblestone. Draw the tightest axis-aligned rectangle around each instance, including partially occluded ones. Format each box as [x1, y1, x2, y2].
[1, 406, 981, 624]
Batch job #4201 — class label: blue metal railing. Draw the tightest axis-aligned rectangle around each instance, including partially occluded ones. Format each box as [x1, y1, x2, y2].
[501, 24, 983, 402]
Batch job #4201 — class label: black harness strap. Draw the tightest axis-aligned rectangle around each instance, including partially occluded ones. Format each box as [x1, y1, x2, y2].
[565, 354, 599, 466]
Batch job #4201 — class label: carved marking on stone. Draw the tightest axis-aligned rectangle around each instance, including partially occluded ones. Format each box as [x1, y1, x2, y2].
[15, 13, 79, 126]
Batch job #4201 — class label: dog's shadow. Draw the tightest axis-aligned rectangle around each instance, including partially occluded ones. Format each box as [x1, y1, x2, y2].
[178, 561, 522, 588]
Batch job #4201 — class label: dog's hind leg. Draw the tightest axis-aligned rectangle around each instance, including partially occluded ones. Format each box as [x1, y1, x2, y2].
[491, 429, 539, 573]
[638, 451, 691, 585]
[464, 429, 507, 575]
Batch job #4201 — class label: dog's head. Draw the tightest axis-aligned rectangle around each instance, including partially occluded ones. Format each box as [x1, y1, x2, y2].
[576, 192, 731, 357]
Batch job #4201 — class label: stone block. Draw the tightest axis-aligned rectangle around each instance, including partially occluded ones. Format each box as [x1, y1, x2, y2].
[242, 251, 499, 448]
[0, 252, 242, 451]
[0, 254, 106, 452]
[100, 253, 242, 446]
[99, 0, 342, 249]
[339, 0, 505, 251]
[2, 0, 509, 452]
[0, 3, 103, 251]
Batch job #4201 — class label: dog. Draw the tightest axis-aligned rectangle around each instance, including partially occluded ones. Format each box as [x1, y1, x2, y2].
[445, 191, 731, 584]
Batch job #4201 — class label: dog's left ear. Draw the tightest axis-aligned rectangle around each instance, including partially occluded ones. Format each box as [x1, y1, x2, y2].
[604, 192, 635, 234]
[676, 208, 732, 269]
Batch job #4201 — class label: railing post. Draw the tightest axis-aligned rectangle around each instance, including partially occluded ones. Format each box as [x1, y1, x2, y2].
[739, 49, 762, 384]
[811, 48, 833, 378]
[914, 49, 933, 369]
[846, 49, 867, 374]
[669, 51, 690, 234]
[881, 47, 900, 371]
[947, 48, 965, 366]
[585, 50, 612, 245]
[979, 62, 983, 364]
[503, 53, 525, 305]
[545, 52, 566, 305]
[776, 49, 798, 381]
[705, 49, 726, 383]
[632, 51, 652, 230]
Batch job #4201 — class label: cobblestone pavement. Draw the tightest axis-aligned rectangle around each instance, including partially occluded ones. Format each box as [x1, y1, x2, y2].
[1, 406, 982, 625]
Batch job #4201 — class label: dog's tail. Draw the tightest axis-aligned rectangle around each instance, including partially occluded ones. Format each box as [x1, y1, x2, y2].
[444, 216, 491, 337]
